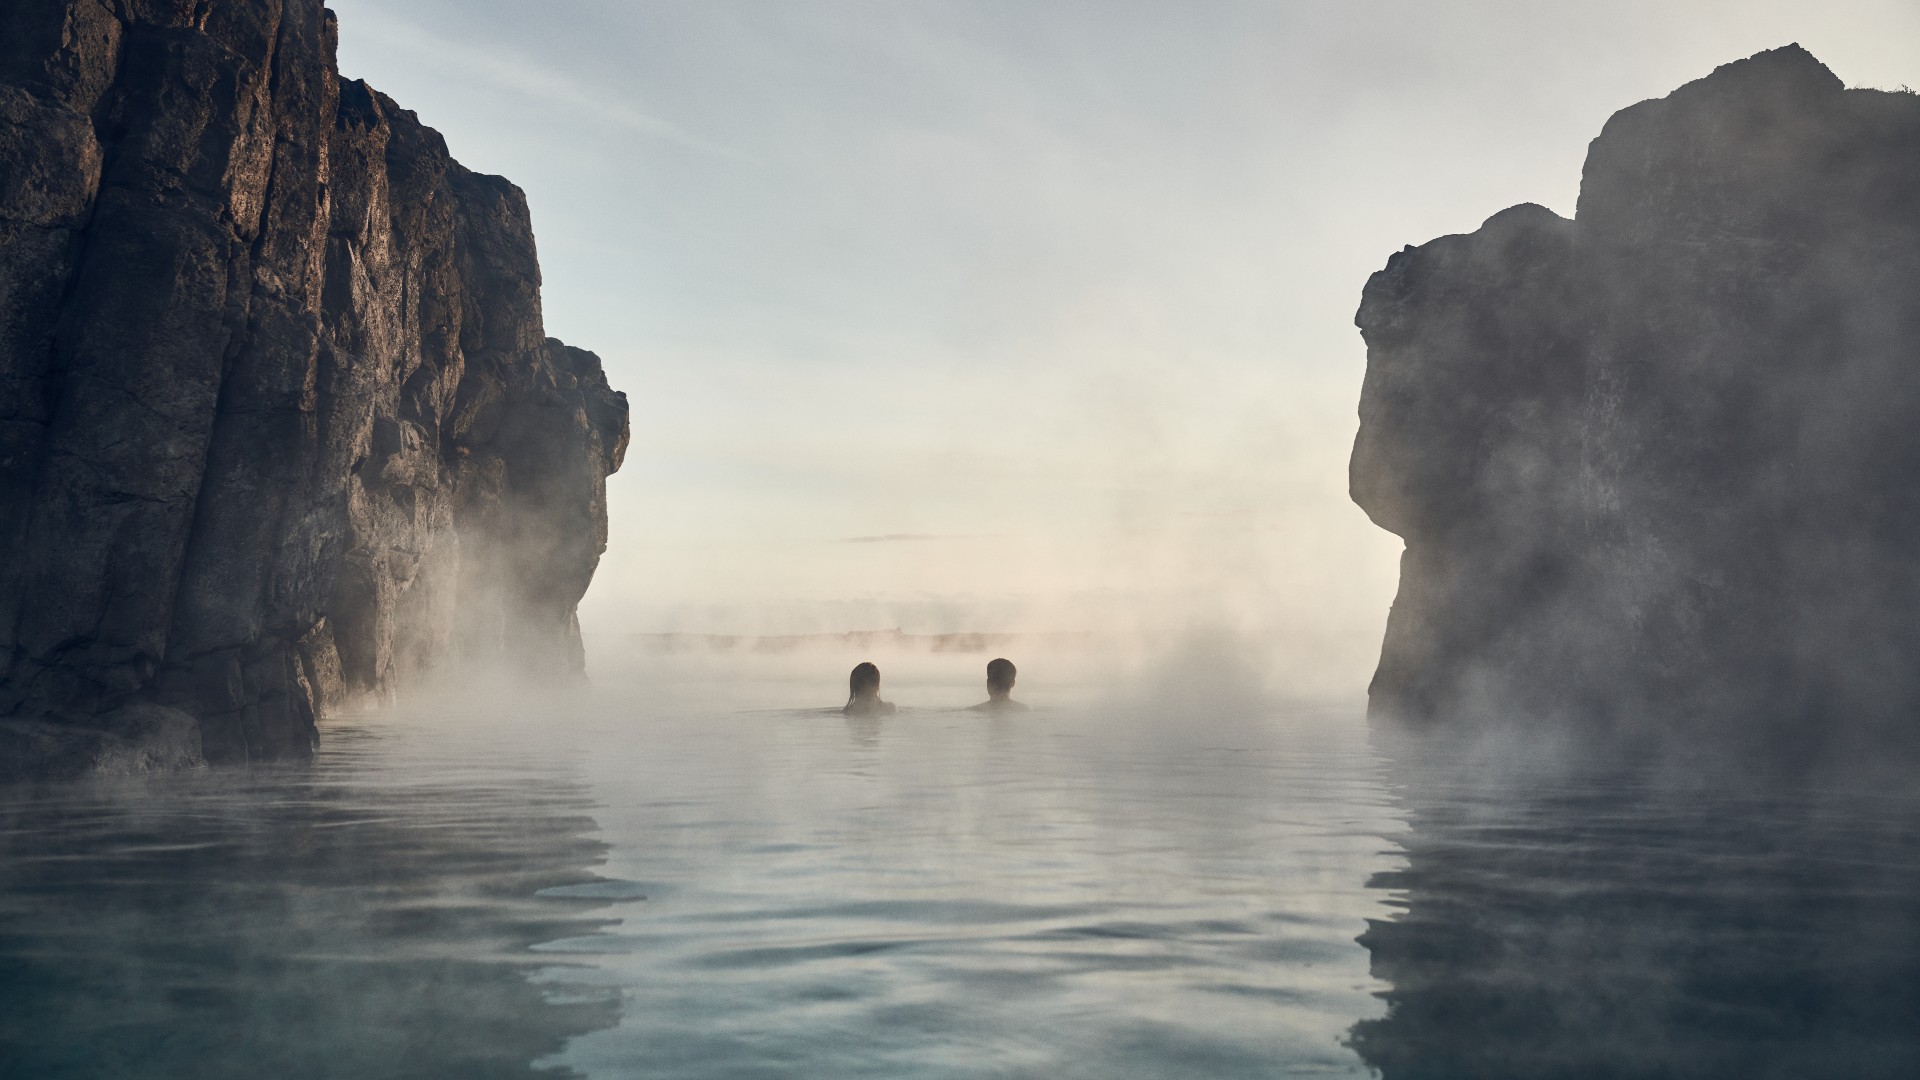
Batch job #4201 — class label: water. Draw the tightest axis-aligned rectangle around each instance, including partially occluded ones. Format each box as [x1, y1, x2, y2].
[1, 659, 1917, 1078]
[1355, 734, 1920, 1079]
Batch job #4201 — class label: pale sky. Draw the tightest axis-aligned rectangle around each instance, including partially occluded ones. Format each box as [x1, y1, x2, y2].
[331, 0, 1920, 684]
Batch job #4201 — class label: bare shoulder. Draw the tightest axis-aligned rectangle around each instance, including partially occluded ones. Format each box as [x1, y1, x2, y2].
[968, 700, 1029, 713]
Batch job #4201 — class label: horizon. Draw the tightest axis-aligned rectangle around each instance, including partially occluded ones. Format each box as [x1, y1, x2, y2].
[329, 0, 1920, 690]
[5, 5, 1920, 1074]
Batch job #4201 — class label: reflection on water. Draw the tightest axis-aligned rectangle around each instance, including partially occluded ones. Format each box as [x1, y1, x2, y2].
[0, 681, 1403, 1079]
[3, 669, 1918, 1078]
[549, 690, 1400, 1079]
[0, 720, 620, 1080]
[1352, 733, 1920, 1079]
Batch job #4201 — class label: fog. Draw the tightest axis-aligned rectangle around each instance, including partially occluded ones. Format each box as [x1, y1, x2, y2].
[12, 8, 1920, 1079]
[326, 2, 1920, 697]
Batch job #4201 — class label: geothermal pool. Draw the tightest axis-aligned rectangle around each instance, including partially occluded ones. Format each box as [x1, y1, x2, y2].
[2, 655, 1917, 1079]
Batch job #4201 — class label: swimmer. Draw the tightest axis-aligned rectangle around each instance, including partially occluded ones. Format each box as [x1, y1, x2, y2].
[843, 661, 897, 717]
[967, 657, 1029, 712]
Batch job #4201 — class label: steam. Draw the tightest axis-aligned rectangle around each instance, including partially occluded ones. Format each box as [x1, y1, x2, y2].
[323, 7, 1920, 763]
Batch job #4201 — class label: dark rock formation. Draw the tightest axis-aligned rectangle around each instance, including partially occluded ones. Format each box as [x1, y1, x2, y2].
[0, 1, 628, 775]
[1352, 45, 1920, 758]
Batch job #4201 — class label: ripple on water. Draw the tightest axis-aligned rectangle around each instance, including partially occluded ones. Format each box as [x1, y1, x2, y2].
[7, 685, 1913, 1078]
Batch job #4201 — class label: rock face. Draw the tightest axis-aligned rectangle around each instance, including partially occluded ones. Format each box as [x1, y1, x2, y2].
[1352, 46, 1920, 758]
[0, 1, 629, 774]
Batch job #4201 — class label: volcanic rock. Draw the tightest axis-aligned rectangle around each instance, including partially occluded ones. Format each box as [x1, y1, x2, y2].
[0, 1, 629, 774]
[1352, 46, 1920, 759]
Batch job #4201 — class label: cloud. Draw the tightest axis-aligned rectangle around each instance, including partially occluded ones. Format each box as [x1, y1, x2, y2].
[336, 6, 757, 163]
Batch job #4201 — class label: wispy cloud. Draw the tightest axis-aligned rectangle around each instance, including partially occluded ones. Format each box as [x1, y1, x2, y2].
[339, 7, 757, 163]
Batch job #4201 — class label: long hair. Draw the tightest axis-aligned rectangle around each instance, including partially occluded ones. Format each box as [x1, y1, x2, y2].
[847, 662, 881, 707]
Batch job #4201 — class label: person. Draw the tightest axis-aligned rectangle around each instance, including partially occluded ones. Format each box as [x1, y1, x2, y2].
[843, 661, 896, 717]
[968, 657, 1029, 712]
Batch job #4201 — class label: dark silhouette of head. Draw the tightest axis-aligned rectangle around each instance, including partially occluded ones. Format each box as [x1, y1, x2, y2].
[986, 658, 1016, 700]
[848, 662, 881, 705]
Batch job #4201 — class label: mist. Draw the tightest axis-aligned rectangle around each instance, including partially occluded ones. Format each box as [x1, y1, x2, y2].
[324, 0, 1920, 702]
[5, 3, 1920, 1078]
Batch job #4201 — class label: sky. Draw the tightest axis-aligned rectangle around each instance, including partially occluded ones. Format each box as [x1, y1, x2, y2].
[329, 0, 1920, 688]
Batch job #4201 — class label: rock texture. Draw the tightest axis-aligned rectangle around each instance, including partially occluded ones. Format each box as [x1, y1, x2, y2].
[0, 1, 628, 774]
[1352, 46, 1920, 757]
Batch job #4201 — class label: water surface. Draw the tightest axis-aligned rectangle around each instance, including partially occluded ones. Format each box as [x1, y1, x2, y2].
[2, 663, 1917, 1078]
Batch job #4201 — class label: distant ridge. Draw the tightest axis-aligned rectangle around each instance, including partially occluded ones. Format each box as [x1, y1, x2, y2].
[630, 629, 1099, 654]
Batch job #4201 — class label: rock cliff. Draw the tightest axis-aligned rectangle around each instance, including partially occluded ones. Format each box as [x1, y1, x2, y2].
[0, 1, 629, 778]
[1352, 46, 1920, 758]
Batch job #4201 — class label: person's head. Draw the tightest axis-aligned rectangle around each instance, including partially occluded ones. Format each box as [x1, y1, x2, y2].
[848, 661, 881, 703]
[986, 657, 1016, 700]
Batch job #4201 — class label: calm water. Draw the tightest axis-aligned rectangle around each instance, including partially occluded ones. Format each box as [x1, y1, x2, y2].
[2, 659, 1917, 1078]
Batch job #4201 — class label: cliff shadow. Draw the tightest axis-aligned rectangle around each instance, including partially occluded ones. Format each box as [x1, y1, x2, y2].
[1349, 727, 1920, 1079]
[0, 726, 622, 1079]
